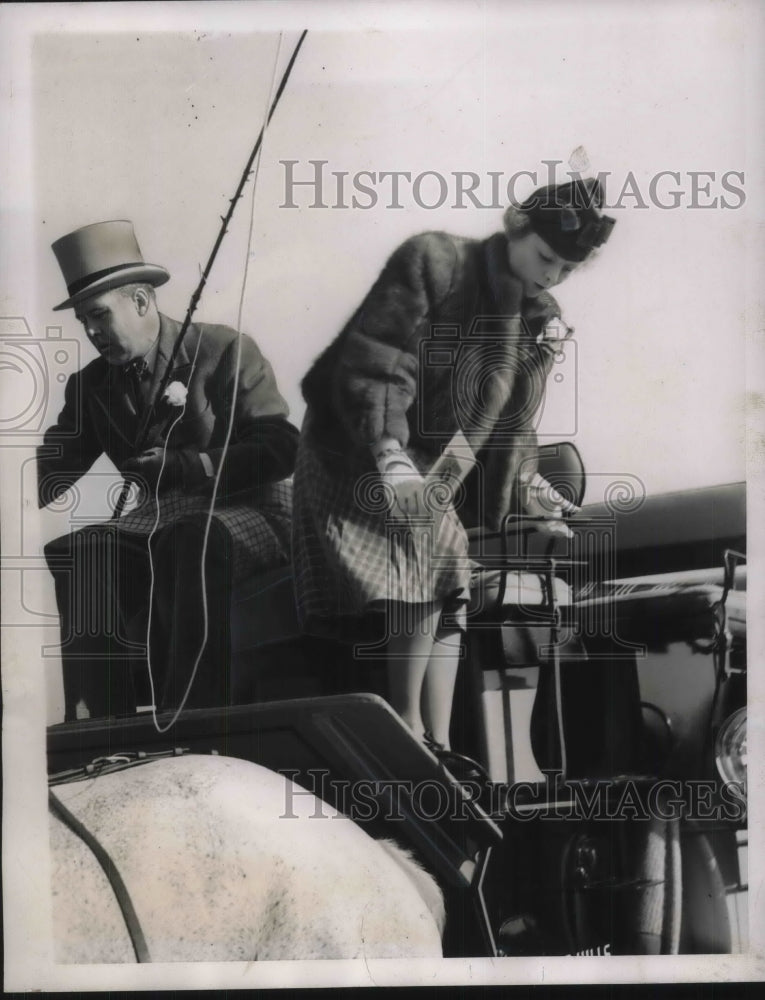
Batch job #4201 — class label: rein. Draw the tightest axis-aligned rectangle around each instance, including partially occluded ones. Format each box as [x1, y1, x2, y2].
[48, 747, 195, 963]
[49, 786, 151, 963]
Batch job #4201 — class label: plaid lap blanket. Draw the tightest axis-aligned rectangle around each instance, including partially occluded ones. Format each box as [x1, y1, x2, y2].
[108, 479, 293, 582]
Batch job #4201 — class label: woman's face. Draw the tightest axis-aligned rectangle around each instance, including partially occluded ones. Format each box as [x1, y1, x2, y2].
[507, 230, 581, 298]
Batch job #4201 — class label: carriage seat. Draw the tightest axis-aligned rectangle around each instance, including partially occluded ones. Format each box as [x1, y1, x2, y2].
[228, 565, 317, 705]
[230, 565, 299, 653]
[465, 440, 584, 626]
[573, 562, 747, 650]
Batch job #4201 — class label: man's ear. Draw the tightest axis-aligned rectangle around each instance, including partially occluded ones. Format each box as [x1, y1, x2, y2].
[133, 286, 151, 317]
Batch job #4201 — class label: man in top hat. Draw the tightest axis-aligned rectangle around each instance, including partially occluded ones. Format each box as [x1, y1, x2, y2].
[38, 220, 299, 718]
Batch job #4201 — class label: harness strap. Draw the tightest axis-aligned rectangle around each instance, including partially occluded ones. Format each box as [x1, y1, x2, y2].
[49, 787, 151, 963]
[49, 746, 192, 786]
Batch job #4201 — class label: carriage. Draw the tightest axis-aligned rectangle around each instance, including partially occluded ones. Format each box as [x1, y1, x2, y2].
[46, 443, 748, 960]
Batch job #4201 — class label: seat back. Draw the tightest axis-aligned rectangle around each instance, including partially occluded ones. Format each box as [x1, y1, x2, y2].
[536, 441, 586, 508]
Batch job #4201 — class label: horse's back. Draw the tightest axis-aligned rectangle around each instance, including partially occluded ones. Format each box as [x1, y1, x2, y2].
[50, 754, 443, 962]
[50, 810, 136, 963]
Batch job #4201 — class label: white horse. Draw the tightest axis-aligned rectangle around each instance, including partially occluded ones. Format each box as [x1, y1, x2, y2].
[49, 754, 445, 962]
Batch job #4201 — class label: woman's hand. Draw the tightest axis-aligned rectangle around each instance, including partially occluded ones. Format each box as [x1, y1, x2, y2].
[373, 439, 434, 523]
[521, 472, 580, 538]
[383, 467, 429, 521]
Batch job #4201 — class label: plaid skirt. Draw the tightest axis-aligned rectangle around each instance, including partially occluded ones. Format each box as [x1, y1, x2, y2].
[292, 416, 471, 635]
[115, 480, 293, 583]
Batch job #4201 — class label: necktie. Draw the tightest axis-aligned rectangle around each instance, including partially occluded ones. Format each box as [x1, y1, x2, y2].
[124, 358, 150, 412]
[125, 358, 150, 379]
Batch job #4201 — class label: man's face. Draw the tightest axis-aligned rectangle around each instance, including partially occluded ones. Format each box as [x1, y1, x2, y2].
[507, 230, 581, 299]
[74, 288, 155, 365]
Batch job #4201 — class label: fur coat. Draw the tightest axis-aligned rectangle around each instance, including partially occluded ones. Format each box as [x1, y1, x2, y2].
[302, 231, 561, 530]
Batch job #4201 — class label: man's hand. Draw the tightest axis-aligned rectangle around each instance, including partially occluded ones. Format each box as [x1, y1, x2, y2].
[521, 472, 580, 538]
[121, 446, 205, 493]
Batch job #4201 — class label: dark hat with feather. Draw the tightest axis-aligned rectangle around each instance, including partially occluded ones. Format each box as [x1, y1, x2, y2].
[516, 177, 615, 262]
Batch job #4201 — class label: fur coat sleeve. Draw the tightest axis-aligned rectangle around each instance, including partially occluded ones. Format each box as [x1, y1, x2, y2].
[303, 232, 460, 449]
[301, 231, 563, 529]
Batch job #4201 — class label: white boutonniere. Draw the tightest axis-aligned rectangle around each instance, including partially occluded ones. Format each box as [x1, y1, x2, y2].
[537, 316, 575, 354]
[163, 381, 188, 407]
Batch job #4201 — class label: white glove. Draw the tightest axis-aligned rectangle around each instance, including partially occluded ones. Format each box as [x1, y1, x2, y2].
[521, 472, 580, 538]
[373, 439, 429, 522]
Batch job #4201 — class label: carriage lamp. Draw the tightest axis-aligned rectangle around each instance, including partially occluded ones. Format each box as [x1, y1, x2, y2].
[715, 706, 747, 794]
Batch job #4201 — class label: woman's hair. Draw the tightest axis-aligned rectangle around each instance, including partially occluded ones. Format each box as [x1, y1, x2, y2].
[502, 203, 534, 241]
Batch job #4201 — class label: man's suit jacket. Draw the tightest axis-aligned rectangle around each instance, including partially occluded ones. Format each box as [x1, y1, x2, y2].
[38, 312, 298, 507]
[37, 314, 299, 578]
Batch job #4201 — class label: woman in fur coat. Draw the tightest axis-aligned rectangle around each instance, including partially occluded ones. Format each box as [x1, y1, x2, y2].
[293, 177, 615, 755]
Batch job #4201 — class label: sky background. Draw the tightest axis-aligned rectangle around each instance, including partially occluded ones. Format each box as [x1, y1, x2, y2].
[24, 0, 759, 529]
[2, 1, 764, 988]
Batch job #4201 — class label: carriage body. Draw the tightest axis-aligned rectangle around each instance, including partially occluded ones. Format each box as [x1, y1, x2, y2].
[46, 466, 748, 959]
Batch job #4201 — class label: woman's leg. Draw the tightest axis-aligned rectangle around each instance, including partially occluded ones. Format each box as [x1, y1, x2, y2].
[421, 627, 462, 750]
[385, 600, 442, 740]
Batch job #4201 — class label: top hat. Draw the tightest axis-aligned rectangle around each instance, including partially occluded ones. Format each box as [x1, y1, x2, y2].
[51, 220, 170, 311]
[519, 177, 616, 263]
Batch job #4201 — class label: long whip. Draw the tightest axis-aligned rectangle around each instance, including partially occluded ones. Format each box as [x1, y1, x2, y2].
[111, 28, 308, 520]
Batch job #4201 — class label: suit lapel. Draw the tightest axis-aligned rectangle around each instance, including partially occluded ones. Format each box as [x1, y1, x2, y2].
[138, 313, 194, 448]
[88, 363, 140, 449]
